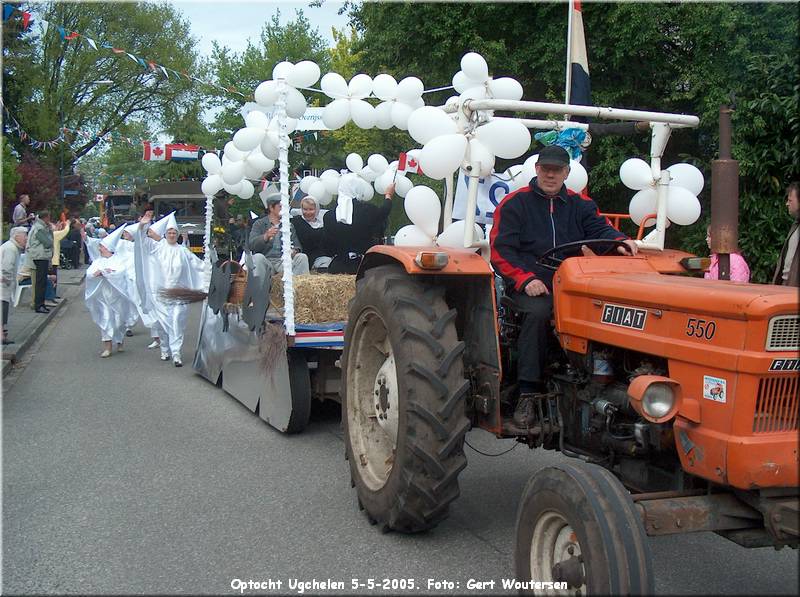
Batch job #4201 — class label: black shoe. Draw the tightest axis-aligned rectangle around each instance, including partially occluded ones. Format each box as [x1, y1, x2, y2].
[2, 339, 14, 345]
[54, 295, 62, 299]
[125, 329, 134, 337]
[35, 306, 51, 314]
[513, 393, 538, 428]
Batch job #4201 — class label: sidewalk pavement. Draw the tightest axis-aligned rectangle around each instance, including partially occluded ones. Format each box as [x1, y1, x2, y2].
[2, 264, 87, 377]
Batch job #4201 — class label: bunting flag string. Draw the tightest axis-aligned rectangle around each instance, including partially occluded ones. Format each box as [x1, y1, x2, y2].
[2, 4, 251, 100]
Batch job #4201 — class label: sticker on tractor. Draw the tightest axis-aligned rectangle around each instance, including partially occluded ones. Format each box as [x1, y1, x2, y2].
[601, 304, 647, 330]
[769, 358, 800, 372]
[703, 375, 727, 403]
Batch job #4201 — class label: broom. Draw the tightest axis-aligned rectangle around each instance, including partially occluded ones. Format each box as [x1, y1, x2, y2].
[158, 287, 208, 304]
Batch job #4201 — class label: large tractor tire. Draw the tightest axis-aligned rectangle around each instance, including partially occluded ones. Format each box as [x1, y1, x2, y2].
[342, 265, 470, 533]
[514, 461, 654, 595]
[285, 349, 312, 434]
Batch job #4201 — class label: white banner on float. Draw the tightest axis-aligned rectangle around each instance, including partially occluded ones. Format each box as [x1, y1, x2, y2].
[452, 169, 523, 225]
[240, 103, 329, 131]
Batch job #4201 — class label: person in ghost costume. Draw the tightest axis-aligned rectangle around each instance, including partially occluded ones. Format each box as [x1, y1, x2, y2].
[116, 224, 142, 337]
[85, 224, 137, 358]
[135, 211, 206, 367]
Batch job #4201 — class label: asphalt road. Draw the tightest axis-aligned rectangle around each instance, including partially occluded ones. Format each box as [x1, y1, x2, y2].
[2, 293, 798, 595]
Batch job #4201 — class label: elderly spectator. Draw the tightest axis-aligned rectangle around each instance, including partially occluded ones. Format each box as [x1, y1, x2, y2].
[772, 181, 799, 287]
[705, 226, 750, 282]
[26, 210, 55, 313]
[1, 227, 28, 344]
[12, 194, 34, 227]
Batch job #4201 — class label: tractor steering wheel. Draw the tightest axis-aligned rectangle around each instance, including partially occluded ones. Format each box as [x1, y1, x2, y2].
[536, 239, 632, 271]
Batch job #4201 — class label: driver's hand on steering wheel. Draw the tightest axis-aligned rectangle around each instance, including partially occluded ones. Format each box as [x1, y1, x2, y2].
[524, 279, 550, 297]
[618, 239, 639, 256]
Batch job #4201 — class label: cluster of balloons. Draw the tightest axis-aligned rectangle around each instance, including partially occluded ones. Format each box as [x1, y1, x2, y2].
[394, 186, 485, 249]
[298, 152, 415, 206]
[621, 159, 704, 227]
[320, 73, 425, 130]
[201, 60, 322, 200]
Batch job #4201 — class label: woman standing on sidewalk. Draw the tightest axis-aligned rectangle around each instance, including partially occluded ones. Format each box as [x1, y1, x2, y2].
[1, 227, 28, 345]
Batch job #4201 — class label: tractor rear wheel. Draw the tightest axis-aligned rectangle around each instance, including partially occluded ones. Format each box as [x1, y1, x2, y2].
[342, 266, 470, 533]
[514, 461, 653, 595]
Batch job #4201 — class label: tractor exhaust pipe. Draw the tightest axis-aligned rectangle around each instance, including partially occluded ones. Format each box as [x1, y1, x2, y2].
[710, 105, 739, 280]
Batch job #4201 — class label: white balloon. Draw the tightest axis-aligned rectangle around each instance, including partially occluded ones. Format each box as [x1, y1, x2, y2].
[260, 135, 279, 160]
[243, 162, 262, 180]
[374, 101, 394, 130]
[372, 74, 398, 101]
[272, 60, 294, 81]
[320, 72, 349, 99]
[285, 87, 307, 118]
[350, 99, 376, 128]
[404, 185, 441, 238]
[445, 95, 461, 109]
[436, 220, 484, 248]
[461, 52, 489, 82]
[629, 188, 658, 226]
[201, 174, 223, 195]
[254, 80, 279, 106]
[357, 178, 375, 201]
[348, 74, 373, 99]
[223, 141, 245, 162]
[244, 110, 270, 129]
[367, 154, 389, 174]
[233, 127, 266, 152]
[287, 60, 320, 88]
[460, 85, 488, 101]
[408, 106, 459, 145]
[452, 70, 474, 93]
[322, 99, 351, 129]
[395, 175, 413, 198]
[318, 193, 334, 207]
[246, 151, 273, 175]
[504, 164, 528, 192]
[237, 179, 255, 200]
[300, 176, 319, 193]
[666, 186, 701, 225]
[374, 171, 392, 195]
[411, 96, 425, 109]
[488, 77, 524, 101]
[475, 119, 531, 159]
[391, 102, 414, 130]
[396, 76, 424, 103]
[309, 180, 327, 202]
[201, 153, 221, 174]
[419, 134, 468, 180]
[360, 167, 379, 182]
[565, 159, 589, 193]
[346, 153, 364, 173]
[321, 171, 340, 195]
[521, 154, 539, 182]
[222, 181, 243, 195]
[667, 163, 705, 196]
[468, 138, 495, 178]
[620, 158, 654, 191]
[221, 160, 245, 185]
[221, 155, 231, 166]
[394, 224, 435, 247]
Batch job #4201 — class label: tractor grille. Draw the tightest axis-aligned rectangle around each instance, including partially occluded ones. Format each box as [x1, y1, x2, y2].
[766, 315, 799, 351]
[753, 376, 799, 433]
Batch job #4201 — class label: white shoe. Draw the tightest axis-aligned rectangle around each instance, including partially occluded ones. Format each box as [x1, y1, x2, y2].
[116, 342, 124, 352]
[100, 349, 111, 358]
[160, 353, 170, 361]
[147, 340, 160, 349]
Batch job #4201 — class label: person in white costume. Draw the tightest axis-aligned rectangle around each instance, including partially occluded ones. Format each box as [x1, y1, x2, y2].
[135, 211, 206, 367]
[85, 225, 137, 358]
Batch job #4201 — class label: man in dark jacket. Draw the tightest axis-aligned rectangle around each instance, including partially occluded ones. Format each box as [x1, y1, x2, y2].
[772, 181, 799, 287]
[490, 145, 637, 427]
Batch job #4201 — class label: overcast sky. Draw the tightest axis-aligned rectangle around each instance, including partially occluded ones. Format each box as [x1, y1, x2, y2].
[167, 0, 351, 58]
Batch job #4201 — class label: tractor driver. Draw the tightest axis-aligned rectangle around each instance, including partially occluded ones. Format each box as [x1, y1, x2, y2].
[489, 144, 638, 428]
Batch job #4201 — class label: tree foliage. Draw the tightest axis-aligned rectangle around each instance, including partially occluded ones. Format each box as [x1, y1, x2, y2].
[2, 143, 21, 221]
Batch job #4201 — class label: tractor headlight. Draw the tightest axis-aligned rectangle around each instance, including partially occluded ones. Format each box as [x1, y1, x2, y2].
[641, 383, 675, 419]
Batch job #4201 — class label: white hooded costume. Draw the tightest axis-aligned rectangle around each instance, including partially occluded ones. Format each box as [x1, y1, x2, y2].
[84, 225, 137, 345]
[135, 212, 206, 360]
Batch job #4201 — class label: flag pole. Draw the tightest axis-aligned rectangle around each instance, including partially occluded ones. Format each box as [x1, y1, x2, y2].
[565, 0, 576, 107]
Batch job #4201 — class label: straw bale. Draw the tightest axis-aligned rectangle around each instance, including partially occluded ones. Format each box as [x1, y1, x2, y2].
[270, 273, 356, 323]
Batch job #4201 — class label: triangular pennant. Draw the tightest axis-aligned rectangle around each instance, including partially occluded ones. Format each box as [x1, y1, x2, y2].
[111, 47, 125, 54]
[2, 5, 14, 21]
[84, 36, 97, 50]
[22, 11, 31, 30]
[159, 66, 168, 78]
[64, 31, 79, 40]
[57, 26, 67, 39]
[40, 19, 48, 36]
[126, 52, 138, 62]
[137, 57, 147, 69]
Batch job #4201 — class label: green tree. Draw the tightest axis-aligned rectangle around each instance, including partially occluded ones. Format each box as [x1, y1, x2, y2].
[2, 143, 21, 222]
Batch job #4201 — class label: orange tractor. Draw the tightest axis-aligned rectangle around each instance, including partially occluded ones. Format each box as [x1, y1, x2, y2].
[340, 101, 799, 593]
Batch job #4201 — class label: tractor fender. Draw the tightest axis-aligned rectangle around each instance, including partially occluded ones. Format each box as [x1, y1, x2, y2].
[357, 245, 494, 280]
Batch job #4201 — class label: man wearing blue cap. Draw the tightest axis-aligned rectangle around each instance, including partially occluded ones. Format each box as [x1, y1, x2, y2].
[490, 144, 638, 427]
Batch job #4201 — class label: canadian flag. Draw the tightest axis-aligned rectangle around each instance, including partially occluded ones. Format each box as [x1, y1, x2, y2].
[142, 141, 167, 161]
[397, 152, 422, 175]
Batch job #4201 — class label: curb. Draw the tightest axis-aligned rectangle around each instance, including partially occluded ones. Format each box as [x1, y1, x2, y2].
[1, 298, 68, 377]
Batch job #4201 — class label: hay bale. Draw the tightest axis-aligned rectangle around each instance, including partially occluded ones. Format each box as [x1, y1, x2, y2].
[270, 273, 356, 323]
